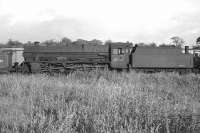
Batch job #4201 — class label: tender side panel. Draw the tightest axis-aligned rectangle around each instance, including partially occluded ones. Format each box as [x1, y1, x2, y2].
[133, 47, 183, 54]
[132, 47, 193, 68]
[132, 54, 193, 68]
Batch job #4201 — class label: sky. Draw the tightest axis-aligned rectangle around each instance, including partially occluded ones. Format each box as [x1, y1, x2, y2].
[0, 0, 200, 45]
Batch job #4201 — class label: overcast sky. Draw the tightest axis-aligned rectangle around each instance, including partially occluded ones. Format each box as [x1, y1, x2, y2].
[0, 0, 200, 44]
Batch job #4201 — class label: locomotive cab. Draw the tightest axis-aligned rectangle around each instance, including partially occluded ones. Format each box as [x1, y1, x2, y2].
[109, 42, 132, 69]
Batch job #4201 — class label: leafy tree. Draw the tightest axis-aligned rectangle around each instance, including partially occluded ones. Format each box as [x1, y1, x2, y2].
[196, 37, 200, 44]
[42, 39, 59, 46]
[136, 42, 146, 46]
[26, 41, 32, 45]
[135, 42, 157, 47]
[23, 41, 33, 46]
[149, 42, 157, 47]
[159, 43, 176, 48]
[104, 40, 112, 45]
[6, 39, 23, 47]
[89, 39, 103, 45]
[73, 39, 88, 45]
[0, 43, 5, 48]
[170, 36, 185, 48]
[60, 37, 72, 45]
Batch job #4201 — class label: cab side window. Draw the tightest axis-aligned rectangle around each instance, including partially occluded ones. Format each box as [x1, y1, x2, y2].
[118, 48, 125, 54]
[112, 49, 117, 54]
[113, 48, 129, 55]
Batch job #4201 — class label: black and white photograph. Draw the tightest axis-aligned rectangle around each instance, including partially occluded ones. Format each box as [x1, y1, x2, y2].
[0, 0, 200, 132]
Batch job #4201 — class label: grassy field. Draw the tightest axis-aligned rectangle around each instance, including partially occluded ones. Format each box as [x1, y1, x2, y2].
[0, 70, 200, 133]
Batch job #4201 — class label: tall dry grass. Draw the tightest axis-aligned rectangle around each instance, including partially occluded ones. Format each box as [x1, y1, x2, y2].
[0, 70, 200, 133]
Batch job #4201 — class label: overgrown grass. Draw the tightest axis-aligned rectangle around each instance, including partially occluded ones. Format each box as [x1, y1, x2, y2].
[0, 70, 200, 133]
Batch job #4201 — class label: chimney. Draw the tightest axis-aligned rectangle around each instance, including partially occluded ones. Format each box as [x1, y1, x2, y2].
[185, 46, 189, 54]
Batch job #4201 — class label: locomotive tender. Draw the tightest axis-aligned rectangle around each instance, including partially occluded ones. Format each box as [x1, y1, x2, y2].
[0, 42, 199, 73]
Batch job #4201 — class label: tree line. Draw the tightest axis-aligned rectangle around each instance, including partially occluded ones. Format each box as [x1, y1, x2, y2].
[0, 36, 200, 48]
[0, 38, 104, 48]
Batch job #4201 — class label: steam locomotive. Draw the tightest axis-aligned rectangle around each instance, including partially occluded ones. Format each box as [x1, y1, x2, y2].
[0, 41, 200, 74]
